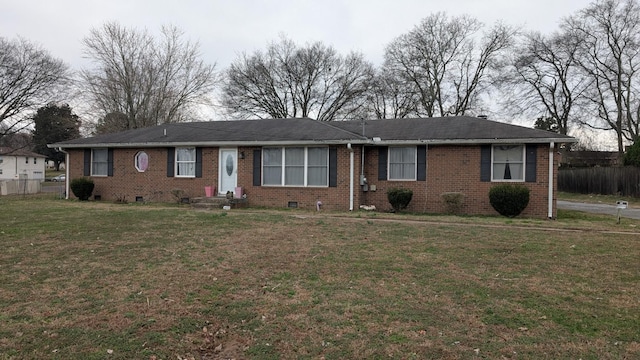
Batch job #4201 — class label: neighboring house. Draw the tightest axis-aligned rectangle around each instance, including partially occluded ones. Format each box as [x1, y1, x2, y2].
[50, 116, 575, 218]
[0, 147, 47, 180]
[0, 147, 47, 195]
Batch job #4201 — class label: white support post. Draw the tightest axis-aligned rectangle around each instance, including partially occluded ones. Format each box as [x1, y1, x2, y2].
[548, 142, 555, 218]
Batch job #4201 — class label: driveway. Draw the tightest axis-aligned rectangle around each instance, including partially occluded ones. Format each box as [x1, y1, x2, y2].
[557, 200, 640, 220]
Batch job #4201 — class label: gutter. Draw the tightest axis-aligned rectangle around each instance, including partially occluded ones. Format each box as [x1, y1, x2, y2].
[56, 147, 70, 200]
[347, 143, 354, 211]
[50, 137, 577, 150]
[548, 142, 555, 219]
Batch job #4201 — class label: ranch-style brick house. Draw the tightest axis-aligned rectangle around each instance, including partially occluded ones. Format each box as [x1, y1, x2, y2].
[50, 116, 575, 218]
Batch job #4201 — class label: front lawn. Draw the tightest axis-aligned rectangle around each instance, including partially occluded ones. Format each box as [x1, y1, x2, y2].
[1, 195, 639, 359]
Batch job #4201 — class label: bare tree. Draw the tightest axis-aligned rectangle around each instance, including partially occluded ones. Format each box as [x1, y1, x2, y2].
[80, 22, 218, 133]
[222, 37, 374, 121]
[566, 0, 640, 153]
[383, 12, 515, 118]
[501, 31, 588, 135]
[0, 37, 69, 143]
[364, 68, 420, 119]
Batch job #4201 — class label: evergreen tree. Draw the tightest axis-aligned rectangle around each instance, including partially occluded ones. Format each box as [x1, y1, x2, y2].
[32, 104, 81, 170]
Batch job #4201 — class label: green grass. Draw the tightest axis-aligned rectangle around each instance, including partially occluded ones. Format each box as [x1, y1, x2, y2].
[1, 194, 640, 359]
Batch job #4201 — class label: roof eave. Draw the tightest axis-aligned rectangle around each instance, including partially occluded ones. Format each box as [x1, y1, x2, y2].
[50, 136, 576, 149]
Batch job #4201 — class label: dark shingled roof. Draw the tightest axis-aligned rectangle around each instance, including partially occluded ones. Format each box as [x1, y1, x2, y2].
[51, 116, 575, 148]
[0, 147, 47, 158]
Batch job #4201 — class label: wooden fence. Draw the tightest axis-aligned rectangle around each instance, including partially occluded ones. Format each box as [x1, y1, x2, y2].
[0, 179, 42, 196]
[558, 167, 640, 196]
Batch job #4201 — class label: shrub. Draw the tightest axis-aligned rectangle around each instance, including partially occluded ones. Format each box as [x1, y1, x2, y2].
[70, 177, 95, 201]
[387, 188, 413, 212]
[623, 137, 640, 166]
[441, 192, 464, 214]
[489, 184, 530, 217]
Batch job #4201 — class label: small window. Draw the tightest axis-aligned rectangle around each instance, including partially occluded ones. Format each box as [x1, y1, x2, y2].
[34, 157, 37, 164]
[175, 148, 196, 177]
[135, 151, 149, 172]
[388, 147, 416, 180]
[25, 157, 29, 164]
[91, 149, 109, 176]
[492, 145, 524, 181]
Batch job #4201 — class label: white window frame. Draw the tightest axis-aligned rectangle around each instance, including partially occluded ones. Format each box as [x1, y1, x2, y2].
[91, 148, 109, 176]
[388, 146, 417, 181]
[175, 147, 196, 178]
[262, 147, 329, 187]
[492, 145, 525, 182]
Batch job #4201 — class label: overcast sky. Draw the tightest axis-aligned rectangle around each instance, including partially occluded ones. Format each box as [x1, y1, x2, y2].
[2, 0, 589, 69]
[3, 0, 610, 147]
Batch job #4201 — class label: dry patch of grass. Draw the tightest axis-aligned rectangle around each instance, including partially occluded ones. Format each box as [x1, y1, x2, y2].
[1, 195, 640, 359]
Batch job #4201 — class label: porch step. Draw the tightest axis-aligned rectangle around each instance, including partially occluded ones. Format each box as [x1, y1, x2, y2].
[190, 196, 228, 209]
[190, 196, 248, 209]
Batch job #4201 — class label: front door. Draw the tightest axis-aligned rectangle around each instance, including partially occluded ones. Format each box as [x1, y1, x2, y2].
[219, 148, 238, 195]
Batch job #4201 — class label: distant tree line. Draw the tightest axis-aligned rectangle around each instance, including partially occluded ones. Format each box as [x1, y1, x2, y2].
[3, 0, 640, 158]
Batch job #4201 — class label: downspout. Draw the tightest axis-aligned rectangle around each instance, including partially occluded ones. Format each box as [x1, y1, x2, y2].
[548, 142, 555, 219]
[57, 147, 70, 200]
[347, 143, 354, 211]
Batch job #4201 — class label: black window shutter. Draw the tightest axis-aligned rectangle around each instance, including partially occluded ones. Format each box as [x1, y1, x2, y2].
[525, 144, 537, 182]
[167, 147, 175, 177]
[480, 145, 491, 182]
[378, 147, 388, 180]
[417, 145, 426, 181]
[253, 149, 262, 186]
[195, 147, 203, 178]
[329, 147, 338, 187]
[107, 149, 114, 176]
[83, 149, 91, 176]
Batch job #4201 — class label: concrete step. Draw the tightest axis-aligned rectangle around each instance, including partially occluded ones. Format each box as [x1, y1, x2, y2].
[190, 196, 228, 209]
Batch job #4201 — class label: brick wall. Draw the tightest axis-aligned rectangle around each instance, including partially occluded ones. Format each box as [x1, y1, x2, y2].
[66, 143, 558, 218]
[359, 144, 556, 218]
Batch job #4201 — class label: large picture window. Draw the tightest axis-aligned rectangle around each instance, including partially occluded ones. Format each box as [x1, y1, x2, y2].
[175, 147, 196, 177]
[91, 149, 109, 176]
[388, 147, 416, 180]
[262, 147, 328, 186]
[492, 145, 524, 181]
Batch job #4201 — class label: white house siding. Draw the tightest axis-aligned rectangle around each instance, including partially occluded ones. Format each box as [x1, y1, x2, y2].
[0, 154, 46, 180]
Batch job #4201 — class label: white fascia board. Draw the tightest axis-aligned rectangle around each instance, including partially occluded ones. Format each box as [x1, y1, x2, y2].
[50, 140, 366, 149]
[362, 138, 577, 146]
[50, 137, 577, 149]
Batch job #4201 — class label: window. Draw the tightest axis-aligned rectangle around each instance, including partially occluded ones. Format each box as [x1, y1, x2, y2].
[135, 151, 149, 172]
[34, 157, 37, 164]
[174, 148, 195, 177]
[91, 149, 109, 176]
[262, 148, 282, 185]
[388, 147, 416, 180]
[262, 147, 328, 186]
[307, 147, 329, 186]
[25, 157, 29, 164]
[492, 145, 524, 181]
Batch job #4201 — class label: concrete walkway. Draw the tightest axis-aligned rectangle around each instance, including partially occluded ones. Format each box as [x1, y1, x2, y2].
[557, 200, 640, 219]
